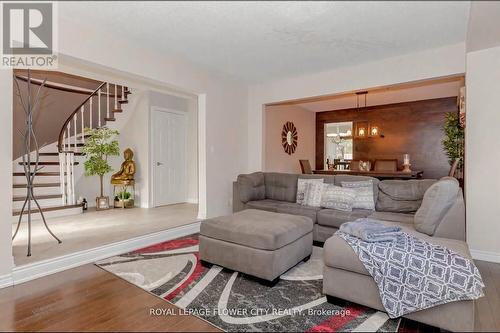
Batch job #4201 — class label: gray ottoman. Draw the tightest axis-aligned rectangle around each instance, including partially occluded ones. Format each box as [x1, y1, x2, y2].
[199, 209, 313, 284]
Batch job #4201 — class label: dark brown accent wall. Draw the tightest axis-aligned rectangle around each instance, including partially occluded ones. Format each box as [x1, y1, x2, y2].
[316, 97, 458, 179]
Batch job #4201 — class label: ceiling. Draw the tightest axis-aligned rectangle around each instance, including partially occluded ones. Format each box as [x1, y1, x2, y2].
[295, 77, 464, 112]
[60, 1, 470, 83]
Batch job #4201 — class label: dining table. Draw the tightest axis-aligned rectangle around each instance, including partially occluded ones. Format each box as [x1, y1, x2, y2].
[312, 169, 424, 179]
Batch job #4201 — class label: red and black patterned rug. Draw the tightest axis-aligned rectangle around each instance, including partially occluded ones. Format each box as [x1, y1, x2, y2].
[96, 234, 433, 332]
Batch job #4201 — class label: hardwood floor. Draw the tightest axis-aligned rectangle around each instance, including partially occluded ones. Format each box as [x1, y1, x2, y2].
[0, 264, 220, 332]
[0, 260, 498, 332]
[475, 260, 500, 332]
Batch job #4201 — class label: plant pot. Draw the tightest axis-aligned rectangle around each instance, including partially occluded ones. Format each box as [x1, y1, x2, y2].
[96, 196, 110, 210]
[114, 198, 134, 208]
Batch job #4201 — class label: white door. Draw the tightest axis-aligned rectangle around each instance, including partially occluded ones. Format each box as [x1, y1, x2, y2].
[152, 109, 187, 206]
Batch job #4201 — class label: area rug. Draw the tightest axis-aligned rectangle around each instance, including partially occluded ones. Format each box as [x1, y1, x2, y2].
[96, 234, 406, 332]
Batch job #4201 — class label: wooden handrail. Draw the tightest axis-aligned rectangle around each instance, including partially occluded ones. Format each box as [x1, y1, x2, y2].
[15, 75, 125, 98]
[57, 82, 106, 153]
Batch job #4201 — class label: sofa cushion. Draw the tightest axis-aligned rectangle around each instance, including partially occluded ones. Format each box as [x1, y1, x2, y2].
[369, 211, 414, 224]
[334, 175, 379, 203]
[341, 180, 375, 210]
[246, 199, 284, 212]
[299, 174, 336, 184]
[323, 220, 472, 276]
[376, 192, 423, 213]
[200, 209, 313, 251]
[320, 184, 357, 212]
[303, 182, 324, 207]
[276, 202, 321, 223]
[415, 177, 460, 236]
[264, 172, 299, 203]
[296, 178, 324, 205]
[237, 172, 265, 203]
[376, 179, 436, 213]
[379, 179, 436, 200]
[317, 208, 372, 229]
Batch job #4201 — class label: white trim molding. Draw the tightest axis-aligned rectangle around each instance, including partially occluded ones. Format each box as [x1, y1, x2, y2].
[0, 273, 14, 289]
[9, 222, 200, 287]
[471, 249, 500, 263]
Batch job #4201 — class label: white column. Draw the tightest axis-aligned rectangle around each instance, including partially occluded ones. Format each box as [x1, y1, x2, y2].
[81, 105, 84, 143]
[67, 121, 70, 152]
[73, 115, 77, 150]
[59, 153, 65, 205]
[70, 153, 75, 205]
[66, 153, 71, 205]
[89, 96, 93, 128]
[98, 89, 101, 127]
[107, 82, 110, 118]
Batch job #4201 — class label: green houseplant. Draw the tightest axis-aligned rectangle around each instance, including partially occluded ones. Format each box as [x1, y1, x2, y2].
[82, 127, 120, 209]
[442, 112, 465, 178]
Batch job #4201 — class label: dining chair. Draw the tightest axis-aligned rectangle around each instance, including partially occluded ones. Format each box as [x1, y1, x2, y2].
[373, 159, 398, 172]
[349, 160, 361, 171]
[299, 160, 313, 174]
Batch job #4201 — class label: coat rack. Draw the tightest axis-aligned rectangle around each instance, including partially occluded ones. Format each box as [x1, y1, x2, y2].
[12, 70, 61, 257]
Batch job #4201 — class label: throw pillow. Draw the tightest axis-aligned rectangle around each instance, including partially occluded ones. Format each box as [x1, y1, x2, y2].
[302, 182, 324, 207]
[341, 180, 375, 210]
[414, 177, 459, 236]
[320, 184, 357, 212]
[296, 178, 324, 205]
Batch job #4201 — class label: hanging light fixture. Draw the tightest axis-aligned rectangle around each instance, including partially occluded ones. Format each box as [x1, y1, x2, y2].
[353, 91, 383, 138]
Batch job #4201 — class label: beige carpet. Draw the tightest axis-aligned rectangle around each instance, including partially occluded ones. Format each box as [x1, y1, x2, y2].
[13, 203, 198, 266]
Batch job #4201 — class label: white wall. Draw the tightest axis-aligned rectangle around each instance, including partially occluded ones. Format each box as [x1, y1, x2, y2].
[264, 105, 315, 173]
[55, 61, 199, 210]
[465, 46, 500, 262]
[0, 16, 248, 283]
[0, 70, 14, 281]
[54, 17, 248, 219]
[247, 43, 466, 171]
[297, 80, 462, 112]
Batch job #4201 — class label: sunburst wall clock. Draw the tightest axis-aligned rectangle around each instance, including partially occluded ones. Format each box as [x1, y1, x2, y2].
[281, 121, 298, 155]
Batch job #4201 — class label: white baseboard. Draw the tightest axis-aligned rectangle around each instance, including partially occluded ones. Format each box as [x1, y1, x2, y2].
[470, 249, 500, 263]
[186, 198, 199, 204]
[10, 222, 201, 287]
[0, 273, 14, 289]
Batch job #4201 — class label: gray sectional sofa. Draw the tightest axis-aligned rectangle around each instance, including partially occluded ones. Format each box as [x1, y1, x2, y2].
[233, 172, 472, 331]
[233, 172, 465, 243]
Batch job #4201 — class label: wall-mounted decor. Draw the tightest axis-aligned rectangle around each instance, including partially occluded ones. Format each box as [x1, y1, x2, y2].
[281, 121, 298, 155]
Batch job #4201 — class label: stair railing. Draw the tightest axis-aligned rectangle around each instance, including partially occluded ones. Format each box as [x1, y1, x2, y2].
[57, 82, 106, 205]
[57, 82, 106, 153]
[57, 82, 128, 205]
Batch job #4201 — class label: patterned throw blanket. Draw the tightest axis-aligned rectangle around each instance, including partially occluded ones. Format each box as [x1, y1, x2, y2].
[336, 231, 485, 318]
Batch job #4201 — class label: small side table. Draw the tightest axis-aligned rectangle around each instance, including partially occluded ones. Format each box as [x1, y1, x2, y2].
[112, 180, 135, 208]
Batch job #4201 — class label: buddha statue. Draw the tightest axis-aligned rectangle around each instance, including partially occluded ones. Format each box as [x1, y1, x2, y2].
[111, 148, 136, 185]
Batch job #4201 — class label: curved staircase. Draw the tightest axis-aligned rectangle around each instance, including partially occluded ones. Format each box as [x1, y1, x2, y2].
[13, 75, 132, 222]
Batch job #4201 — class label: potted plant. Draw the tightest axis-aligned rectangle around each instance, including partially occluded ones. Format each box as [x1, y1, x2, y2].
[82, 127, 120, 210]
[442, 112, 465, 179]
[114, 188, 134, 208]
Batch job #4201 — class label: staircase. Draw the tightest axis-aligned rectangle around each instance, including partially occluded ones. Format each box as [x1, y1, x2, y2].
[13, 77, 132, 222]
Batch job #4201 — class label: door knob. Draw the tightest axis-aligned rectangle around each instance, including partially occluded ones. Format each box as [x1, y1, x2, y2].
[157, 162, 163, 166]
